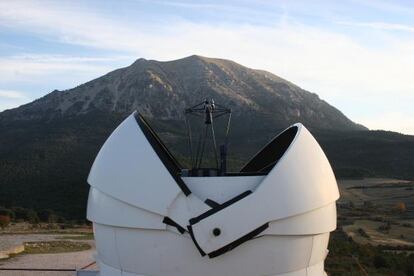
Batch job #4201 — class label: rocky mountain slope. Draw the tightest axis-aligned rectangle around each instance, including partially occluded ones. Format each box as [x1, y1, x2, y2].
[0, 55, 365, 131]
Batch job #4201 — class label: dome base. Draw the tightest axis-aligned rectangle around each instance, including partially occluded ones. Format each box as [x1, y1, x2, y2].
[97, 259, 327, 276]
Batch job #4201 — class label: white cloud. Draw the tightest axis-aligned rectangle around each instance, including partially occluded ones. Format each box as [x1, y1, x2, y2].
[0, 54, 131, 88]
[338, 20, 414, 33]
[137, 0, 234, 10]
[1, 1, 413, 95]
[0, 54, 133, 110]
[350, 0, 414, 15]
[0, 89, 31, 111]
[0, 89, 29, 100]
[0, 1, 147, 54]
[0, 1, 413, 134]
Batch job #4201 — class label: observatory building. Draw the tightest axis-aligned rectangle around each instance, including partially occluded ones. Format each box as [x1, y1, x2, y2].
[87, 100, 339, 276]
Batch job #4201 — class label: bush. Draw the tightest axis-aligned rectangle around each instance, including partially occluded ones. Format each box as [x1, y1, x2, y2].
[11, 206, 30, 220]
[378, 221, 391, 232]
[373, 255, 388, 268]
[39, 209, 59, 223]
[46, 223, 60, 230]
[363, 201, 374, 209]
[372, 216, 385, 222]
[27, 209, 40, 224]
[0, 208, 15, 220]
[357, 228, 370, 238]
[0, 214, 11, 229]
[0, 207, 15, 229]
[394, 202, 407, 213]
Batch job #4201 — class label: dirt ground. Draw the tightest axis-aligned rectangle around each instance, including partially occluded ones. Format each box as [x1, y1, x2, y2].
[0, 232, 97, 276]
[343, 219, 414, 246]
[338, 178, 414, 249]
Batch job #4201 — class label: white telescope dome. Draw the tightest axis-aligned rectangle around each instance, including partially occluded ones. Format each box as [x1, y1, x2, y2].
[87, 111, 339, 276]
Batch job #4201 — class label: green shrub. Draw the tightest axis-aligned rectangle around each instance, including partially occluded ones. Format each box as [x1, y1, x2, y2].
[27, 209, 40, 224]
[11, 206, 30, 220]
[38, 209, 59, 223]
[373, 255, 388, 268]
[0, 214, 11, 229]
[0, 207, 15, 219]
[357, 228, 370, 238]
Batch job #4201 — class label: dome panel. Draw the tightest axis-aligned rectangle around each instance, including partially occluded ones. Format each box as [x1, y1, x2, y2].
[109, 227, 314, 276]
[309, 233, 330, 266]
[263, 203, 336, 236]
[94, 223, 120, 269]
[87, 113, 183, 216]
[182, 175, 265, 203]
[87, 188, 165, 229]
[189, 124, 339, 255]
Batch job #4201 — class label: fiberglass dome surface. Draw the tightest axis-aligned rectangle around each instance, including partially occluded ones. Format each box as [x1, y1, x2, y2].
[87, 111, 339, 276]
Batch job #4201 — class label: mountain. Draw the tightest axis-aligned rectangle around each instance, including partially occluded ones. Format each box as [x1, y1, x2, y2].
[0, 55, 413, 220]
[0, 55, 365, 131]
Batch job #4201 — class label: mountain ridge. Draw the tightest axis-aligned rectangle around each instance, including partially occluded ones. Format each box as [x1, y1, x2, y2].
[0, 55, 366, 132]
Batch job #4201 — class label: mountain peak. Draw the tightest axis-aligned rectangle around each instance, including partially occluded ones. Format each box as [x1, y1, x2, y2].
[132, 55, 211, 66]
[132, 57, 148, 64]
[182, 54, 206, 60]
[178, 54, 237, 65]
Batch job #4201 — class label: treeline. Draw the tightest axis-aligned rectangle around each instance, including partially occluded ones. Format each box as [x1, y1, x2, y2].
[0, 206, 80, 229]
[1, 112, 414, 221]
[0, 112, 124, 220]
[314, 129, 414, 180]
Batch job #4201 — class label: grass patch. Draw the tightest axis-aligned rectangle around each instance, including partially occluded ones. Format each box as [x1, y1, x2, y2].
[24, 241, 90, 254]
[56, 233, 94, 240]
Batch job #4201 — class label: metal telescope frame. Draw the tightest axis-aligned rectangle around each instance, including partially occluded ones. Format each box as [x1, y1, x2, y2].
[184, 99, 231, 174]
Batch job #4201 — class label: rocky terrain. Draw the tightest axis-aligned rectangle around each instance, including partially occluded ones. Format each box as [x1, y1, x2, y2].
[0, 55, 365, 131]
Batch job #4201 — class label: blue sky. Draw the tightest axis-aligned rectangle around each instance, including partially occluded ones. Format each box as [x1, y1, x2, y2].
[0, 0, 413, 134]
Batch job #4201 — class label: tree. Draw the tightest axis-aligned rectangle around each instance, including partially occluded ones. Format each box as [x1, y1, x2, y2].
[0, 208, 14, 229]
[373, 255, 388, 268]
[39, 209, 58, 223]
[394, 202, 407, 213]
[27, 209, 40, 224]
[11, 206, 30, 221]
[0, 215, 10, 229]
